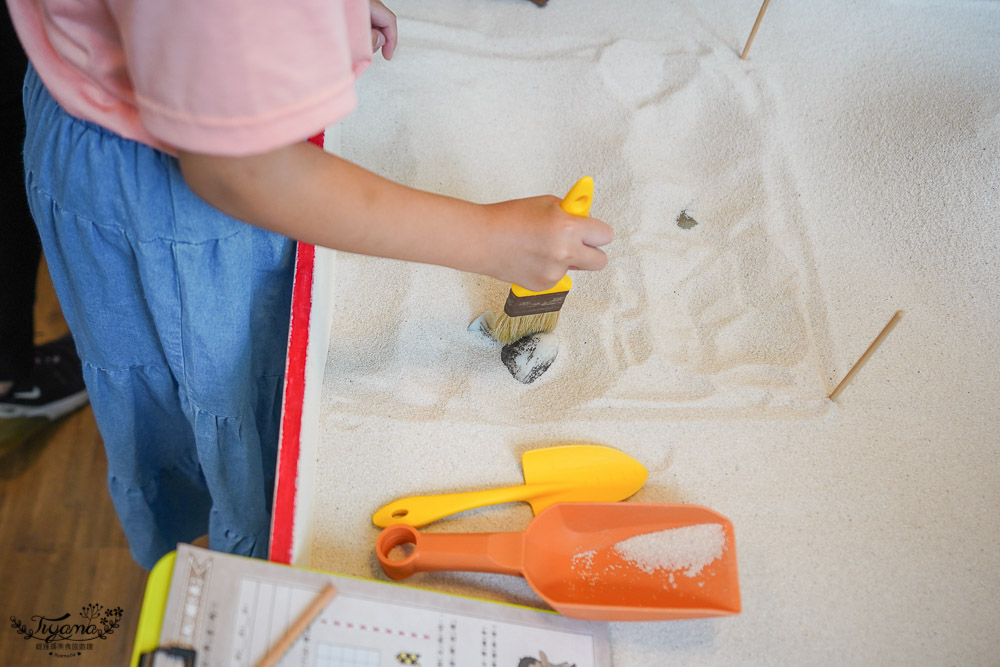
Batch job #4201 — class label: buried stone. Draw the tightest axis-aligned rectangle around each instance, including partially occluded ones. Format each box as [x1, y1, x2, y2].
[676, 210, 698, 230]
[501, 332, 559, 384]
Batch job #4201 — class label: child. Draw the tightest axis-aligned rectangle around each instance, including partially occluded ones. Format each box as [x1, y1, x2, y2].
[6, 0, 614, 569]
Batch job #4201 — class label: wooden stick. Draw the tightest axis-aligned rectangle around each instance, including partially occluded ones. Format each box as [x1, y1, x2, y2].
[740, 0, 773, 60]
[255, 583, 338, 667]
[828, 311, 904, 401]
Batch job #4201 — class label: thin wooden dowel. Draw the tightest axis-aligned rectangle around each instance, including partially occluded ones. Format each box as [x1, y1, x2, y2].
[828, 311, 904, 401]
[740, 0, 773, 60]
[255, 583, 338, 667]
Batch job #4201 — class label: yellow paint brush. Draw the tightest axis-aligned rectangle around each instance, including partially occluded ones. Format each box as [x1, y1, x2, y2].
[486, 177, 594, 344]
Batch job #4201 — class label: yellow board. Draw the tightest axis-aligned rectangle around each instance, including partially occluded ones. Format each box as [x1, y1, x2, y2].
[129, 550, 177, 666]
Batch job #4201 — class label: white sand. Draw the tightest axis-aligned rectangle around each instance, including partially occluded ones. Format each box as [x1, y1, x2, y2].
[308, 1, 1000, 664]
[614, 524, 726, 577]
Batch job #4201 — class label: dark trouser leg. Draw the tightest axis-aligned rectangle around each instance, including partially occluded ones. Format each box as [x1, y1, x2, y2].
[0, 13, 39, 384]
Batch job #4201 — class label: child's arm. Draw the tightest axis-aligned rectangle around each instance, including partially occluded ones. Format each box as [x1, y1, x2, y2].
[177, 142, 613, 292]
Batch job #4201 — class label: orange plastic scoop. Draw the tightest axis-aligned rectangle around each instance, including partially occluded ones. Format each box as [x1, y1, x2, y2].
[376, 502, 740, 621]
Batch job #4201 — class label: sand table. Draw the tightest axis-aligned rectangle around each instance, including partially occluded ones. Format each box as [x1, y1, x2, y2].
[307, 1, 1000, 663]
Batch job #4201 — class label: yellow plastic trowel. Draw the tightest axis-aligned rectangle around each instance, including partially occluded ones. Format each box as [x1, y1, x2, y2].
[372, 444, 648, 528]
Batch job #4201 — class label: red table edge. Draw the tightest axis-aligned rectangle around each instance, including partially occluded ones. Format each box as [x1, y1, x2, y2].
[268, 131, 326, 564]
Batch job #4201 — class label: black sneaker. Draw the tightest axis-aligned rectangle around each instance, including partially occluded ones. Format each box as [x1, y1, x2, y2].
[0, 334, 89, 420]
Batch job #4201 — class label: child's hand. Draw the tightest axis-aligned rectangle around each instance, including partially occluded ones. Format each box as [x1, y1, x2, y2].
[371, 1, 397, 60]
[482, 195, 614, 292]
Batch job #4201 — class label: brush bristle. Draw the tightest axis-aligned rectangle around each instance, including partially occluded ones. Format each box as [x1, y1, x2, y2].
[487, 310, 561, 344]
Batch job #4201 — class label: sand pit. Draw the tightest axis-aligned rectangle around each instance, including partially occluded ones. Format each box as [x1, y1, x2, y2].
[305, 1, 1000, 663]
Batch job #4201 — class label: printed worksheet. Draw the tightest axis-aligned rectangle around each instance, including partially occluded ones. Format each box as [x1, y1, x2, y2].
[154, 544, 610, 667]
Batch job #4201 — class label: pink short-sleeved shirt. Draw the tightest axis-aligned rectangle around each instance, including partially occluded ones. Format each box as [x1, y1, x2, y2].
[6, 0, 373, 156]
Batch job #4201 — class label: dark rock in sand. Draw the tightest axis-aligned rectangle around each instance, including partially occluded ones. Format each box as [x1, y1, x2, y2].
[501, 332, 559, 384]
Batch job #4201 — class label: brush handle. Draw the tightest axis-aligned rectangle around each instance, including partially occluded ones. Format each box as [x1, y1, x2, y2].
[560, 176, 593, 217]
[372, 484, 536, 528]
[509, 177, 594, 295]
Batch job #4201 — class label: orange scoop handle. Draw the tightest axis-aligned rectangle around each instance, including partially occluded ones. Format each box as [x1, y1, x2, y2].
[376, 524, 525, 581]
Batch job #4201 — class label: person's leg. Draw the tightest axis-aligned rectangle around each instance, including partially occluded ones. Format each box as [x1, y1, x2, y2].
[22, 64, 294, 568]
[163, 217, 294, 560]
[0, 13, 88, 421]
[21, 65, 211, 566]
[124, 154, 294, 560]
[0, 12, 39, 392]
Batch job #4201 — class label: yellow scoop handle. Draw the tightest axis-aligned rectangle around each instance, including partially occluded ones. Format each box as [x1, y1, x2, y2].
[372, 484, 552, 528]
